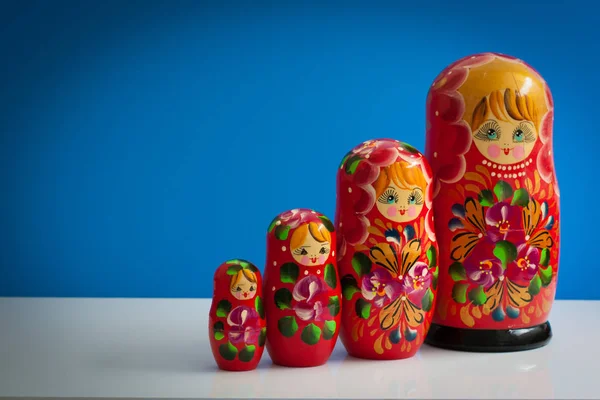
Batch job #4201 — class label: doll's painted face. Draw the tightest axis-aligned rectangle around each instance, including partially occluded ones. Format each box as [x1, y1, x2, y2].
[376, 180, 425, 223]
[230, 271, 257, 300]
[291, 223, 331, 266]
[473, 118, 537, 164]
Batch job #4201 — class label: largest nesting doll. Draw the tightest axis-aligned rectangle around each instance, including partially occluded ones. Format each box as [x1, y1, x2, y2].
[424, 53, 559, 351]
[335, 139, 439, 360]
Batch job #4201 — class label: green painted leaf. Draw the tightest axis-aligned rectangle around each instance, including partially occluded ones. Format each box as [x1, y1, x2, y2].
[478, 189, 495, 207]
[511, 188, 530, 207]
[452, 282, 469, 304]
[341, 275, 360, 300]
[301, 323, 322, 345]
[239, 345, 256, 362]
[494, 180, 513, 202]
[319, 215, 335, 232]
[540, 248, 550, 267]
[422, 288, 434, 311]
[275, 225, 290, 240]
[449, 262, 467, 281]
[280, 262, 299, 283]
[328, 295, 340, 317]
[274, 288, 293, 310]
[468, 286, 487, 305]
[323, 320, 337, 340]
[255, 296, 264, 318]
[278, 316, 298, 337]
[218, 342, 237, 361]
[352, 252, 372, 277]
[324, 263, 337, 289]
[427, 245, 437, 268]
[355, 298, 371, 319]
[267, 217, 278, 233]
[214, 331, 225, 341]
[216, 300, 232, 318]
[401, 142, 419, 154]
[339, 152, 351, 169]
[259, 327, 267, 347]
[540, 265, 553, 287]
[345, 155, 362, 174]
[493, 240, 518, 268]
[226, 265, 242, 275]
[432, 266, 439, 290]
[529, 275, 542, 295]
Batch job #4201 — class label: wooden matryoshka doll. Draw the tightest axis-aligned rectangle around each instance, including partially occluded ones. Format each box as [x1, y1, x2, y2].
[424, 53, 559, 351]
[263, 209, 341, 367]
[209, 259, 266, 371]
[335, 139, 439, 360]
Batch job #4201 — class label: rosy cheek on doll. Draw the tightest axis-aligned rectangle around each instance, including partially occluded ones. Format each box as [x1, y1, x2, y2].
[488, 144, 501, 158]
[512, 146, 525, 160]
[301, 256, 310, 265]
[407, 205, 417, 218]
[318, 255, 326, 264]
[387, 207, 397, 217]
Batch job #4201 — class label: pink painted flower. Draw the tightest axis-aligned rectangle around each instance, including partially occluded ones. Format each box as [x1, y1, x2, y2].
[278, 208, 313, 229]
[227, 306, 260, 345]
[485, 202, 524, 243]
[292, 275, 329, 322]
[463, 240, 504, 289]
[507, 244, 540, 283]
[361, 268, 403, 308]
[401, 262, 433, 306]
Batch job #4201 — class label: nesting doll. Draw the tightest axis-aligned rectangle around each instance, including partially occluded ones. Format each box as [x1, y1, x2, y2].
[424, 53, 559, 351]
[209, 259, 266, 371]
[335, 139, 439, 360]
[263, 209, 341, 367]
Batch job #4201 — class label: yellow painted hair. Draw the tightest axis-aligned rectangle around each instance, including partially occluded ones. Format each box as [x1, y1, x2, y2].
[229, 269, 257, 289]
[373, 160, 427, 198]
[472, 88, 540, 131]
[290, 222, 331, 249]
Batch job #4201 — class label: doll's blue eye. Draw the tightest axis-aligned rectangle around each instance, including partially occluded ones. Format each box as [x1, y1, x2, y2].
[487, 129, 498, 140]
[513, 129, 524, 142]
[408, 195, 416, 205]
[387, 195, 395, 204]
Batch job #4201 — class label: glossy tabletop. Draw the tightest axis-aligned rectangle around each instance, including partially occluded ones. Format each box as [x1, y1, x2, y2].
[0, 298, 598, 399]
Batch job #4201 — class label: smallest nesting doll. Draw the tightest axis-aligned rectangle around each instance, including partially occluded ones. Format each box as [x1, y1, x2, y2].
[209, 259, 266, 371]
[263, 209, 341, 367]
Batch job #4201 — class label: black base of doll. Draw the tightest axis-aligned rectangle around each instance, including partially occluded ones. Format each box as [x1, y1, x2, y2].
[424, 321, 552, 352]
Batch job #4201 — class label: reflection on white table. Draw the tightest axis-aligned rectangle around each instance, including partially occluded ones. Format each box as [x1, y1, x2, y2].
[0, 298, 598, 399]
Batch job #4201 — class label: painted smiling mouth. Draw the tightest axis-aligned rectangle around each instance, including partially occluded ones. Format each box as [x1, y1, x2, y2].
[503, 147, 512, 155]
[243, 292, 248, 298]
[398, 209, 406, 215]
[310, 257, 318, 263]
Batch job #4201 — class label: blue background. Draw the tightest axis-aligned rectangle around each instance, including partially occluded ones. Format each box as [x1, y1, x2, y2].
[0, 1, 596, 299]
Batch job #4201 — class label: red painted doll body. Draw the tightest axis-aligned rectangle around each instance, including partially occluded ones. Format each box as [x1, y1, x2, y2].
[335, 139, 439, 360]
[263, 209, 341, 367]
[209, 259, 266, 371]
[424, 53, 559, 351]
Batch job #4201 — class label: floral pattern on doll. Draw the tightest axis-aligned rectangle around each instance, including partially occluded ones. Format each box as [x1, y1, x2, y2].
[227, 306, 261, 345]
[446, 180, 555, 323]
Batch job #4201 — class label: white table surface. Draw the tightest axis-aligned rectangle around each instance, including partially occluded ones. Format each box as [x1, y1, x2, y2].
[0, 298, 598, 399]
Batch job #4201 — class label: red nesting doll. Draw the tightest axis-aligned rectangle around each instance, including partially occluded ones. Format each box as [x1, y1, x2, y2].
[209, 259, 266, 371]
[263, 209, 341, 367]
[335, 139, 439, 360]
[424, 53, 559, 351]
